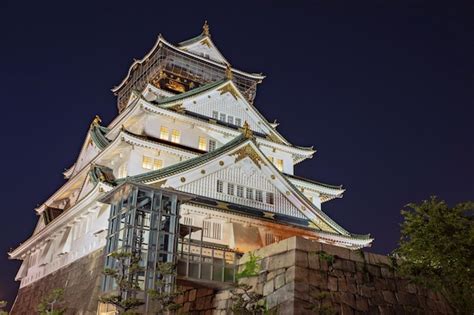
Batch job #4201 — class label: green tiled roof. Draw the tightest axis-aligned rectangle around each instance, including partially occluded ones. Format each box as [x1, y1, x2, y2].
[121, 134, 247, 184]
[89, 124, 110, 150]
[285, 173, 343, 190]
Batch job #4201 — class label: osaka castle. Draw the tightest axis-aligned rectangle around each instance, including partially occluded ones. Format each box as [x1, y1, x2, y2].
[9, 22, 372, 313]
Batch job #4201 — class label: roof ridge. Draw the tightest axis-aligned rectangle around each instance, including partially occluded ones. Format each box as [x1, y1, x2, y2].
[285, 173, 343, 190]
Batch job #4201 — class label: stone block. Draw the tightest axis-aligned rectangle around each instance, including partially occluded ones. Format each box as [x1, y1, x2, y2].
[346, 278, 357, 294]
[359, 284, 374, 298]
[396, 292, 419, 306]
[308, 252, 320, 270]
[288, 236, 322, 252]
[196, 288, 213, 298]
[294, 250, 309, 268]
[254, 238, 289, 259]
[381, 267, 394, 278]
[328, 275, 338, 291]
[285, 265, 309, 283]
[378, 306, 395, 315]
[355, 297, 369, 312]
[382, 290, 397, 304]
[333, 259, 356, 273]
[322, 243, 351, 260]
[366, 265, 381, 277]
[308, 270, 328, 288]
[189, 289, 197, 302]
[341, 292, 356, 309]
[349, 249, 366, 263]
[367, 252, 391, 266]
[213, 290, 231, 301]
[275, 273, 285, 289]
[263, 279, 274, 296]
[340, 304, 355, 315]
[267, 252, 293, 270]
[267, 268, 285, 281]
[265, 283, 293, 309]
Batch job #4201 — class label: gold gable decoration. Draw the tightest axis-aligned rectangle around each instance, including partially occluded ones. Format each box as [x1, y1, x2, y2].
[230, 144, 263, 169]
[90, 115, 102, 128]
[200, 38, 211, 48]
[217, 82, 241, 100]
[202, 20, 210, 37]
[225, 64, 233, 80]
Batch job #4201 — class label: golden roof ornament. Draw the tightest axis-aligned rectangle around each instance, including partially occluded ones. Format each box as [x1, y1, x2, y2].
[241, 121, 253, 139]
[91, 115, 102, 127]
[225, 64, 233, 80]
[202, 20, 210, 37]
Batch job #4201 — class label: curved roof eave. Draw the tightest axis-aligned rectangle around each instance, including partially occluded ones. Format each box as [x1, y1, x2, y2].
[112, 35, 265, 93]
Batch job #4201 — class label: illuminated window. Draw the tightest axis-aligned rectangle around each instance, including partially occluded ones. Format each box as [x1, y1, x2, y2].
[171, 129, 181, 143]
[268, 156, 274, 163]
[142, 156, 153, 170]
[159, 126, 169, 140]
[227, 183, 235, 195]
[266, 192, 274, 205]
[235, 118, 242, 126]
[217, 180, 223, 193]
[203, 221, 222, 240]
[198, 136, 207, 151]
[227, 116, 234, 124]
[219, 113, 226, 121]
[212, 111, 218, 119]
[153, 159, 163, 170]
[142, 156, 162, 170]
[117, 163, 127, 178]
[208, 140, 216, 151]
[237, 185, 244, 198]
[275, 159, 284, 172]
[256, 190, 263, 202]
[246, 187, 254, 200]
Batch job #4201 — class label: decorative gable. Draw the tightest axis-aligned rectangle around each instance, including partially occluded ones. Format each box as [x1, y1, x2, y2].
[180, 38, 228, 65]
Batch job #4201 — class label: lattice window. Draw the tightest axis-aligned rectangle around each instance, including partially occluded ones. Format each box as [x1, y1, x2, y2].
[183, 216, 193, 226]
[265, 232, 275, 245]
[266, 192, 274, 205]
[227, 116, 234, 124]
[237, 185, 244, 198]
[212, 111, 218, 119]
[208, 140, 216, 151]
[255, 190, 263, 202]
[246, 187, 254, 200]
[219, 113, 226, 122]
[159, 126, 169, 140]
[217, 180, 223, 193]
[171, 129, 181, 143]
[202, 220, 211, 238]
[198, 136, 207, 151]
[227, 183, 235, 195]
[212, 222, 222, 240]
[235, 118, 242, 126]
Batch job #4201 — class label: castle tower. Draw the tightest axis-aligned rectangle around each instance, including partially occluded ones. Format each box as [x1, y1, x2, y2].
[9, 22, 372, 314]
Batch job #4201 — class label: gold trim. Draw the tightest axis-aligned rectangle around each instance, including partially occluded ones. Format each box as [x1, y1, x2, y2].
[262, 212, 276, 219]
[202, 20, 210, 37]
[230, 144, 263, 169]
[217, 82, 241, 100]
[200, 38, 211, 48]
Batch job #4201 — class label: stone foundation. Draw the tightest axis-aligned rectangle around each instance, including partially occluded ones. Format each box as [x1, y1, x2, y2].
[10, 237, 453, 314]
[11, 249, 105, 315]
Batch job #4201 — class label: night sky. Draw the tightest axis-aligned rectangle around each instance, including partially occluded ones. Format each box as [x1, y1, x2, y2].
[0, 0, 472, 307]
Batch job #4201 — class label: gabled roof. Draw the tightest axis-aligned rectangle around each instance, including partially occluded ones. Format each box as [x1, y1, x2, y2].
[120, 133, 370, 245]
[151, 79, 296, 147]
[112, 34, 264, 94]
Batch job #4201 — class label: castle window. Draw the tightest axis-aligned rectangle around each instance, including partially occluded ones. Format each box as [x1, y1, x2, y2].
[237, 185, 244, 198]
[212, 111, 218, 119]
[183, 216, 193, 226]
[117, 163, 127, 178]
[159, 126, 169, 140]
[235, 118, 242, 126]
[203, 220, 222, 240]
[266, 192, 274, 205]
[208, 140, 216, 151]
[227, 116, 234, 125]
[227, 183, 235, 195]
[255, 190, 263, 202]
[171, 129, 181, 143]
[198, 136, 207, 151]
[246, 187, 254, 200]
[265, 232, 275, 245]
[275, 159, 284, 172]
[217, 180, 223, 193]
[219, 113, 226, 122]
[142, 156, 163, 170]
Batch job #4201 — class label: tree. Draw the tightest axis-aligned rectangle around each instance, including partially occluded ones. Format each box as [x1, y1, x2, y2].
[99, 251, 145, 314]
[38, 288, 66, 315]
[0, 300, 8, 315]
[394, 197, 474, 314]
[148, 262, 182, 314]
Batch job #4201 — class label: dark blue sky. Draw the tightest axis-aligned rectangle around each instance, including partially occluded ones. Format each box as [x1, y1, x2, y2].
[0, 0, 472, 307]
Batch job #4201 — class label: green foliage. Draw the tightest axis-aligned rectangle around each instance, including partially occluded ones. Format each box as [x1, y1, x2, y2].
[0, 300, 7, 315]
[148, 262, 182, 314]
[317, 251, 335, 265]
[237, 252, 261, 280]
[394, 197, 474, 314]
[230, 283, 266, 315]
[37, 288, 66, 315]
[99, 251, 145, 314]
[305, 291, 336, 315]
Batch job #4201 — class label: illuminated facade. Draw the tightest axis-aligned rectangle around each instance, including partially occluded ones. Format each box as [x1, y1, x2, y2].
[9, 22, 372, 312]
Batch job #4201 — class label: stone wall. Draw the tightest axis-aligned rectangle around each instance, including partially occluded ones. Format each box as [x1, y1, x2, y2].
[11, 249, 105, 315]
[233, 237, 452, 314]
